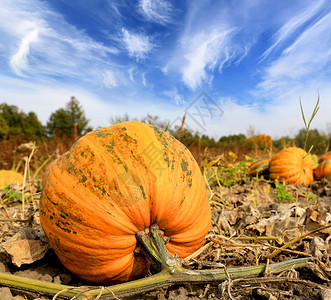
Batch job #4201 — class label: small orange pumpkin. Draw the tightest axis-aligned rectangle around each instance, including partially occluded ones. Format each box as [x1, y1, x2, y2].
[269, 147, 315, 185]
[249, 158, 270, 176]
[0, 170, 24, 188]
[40, 121, 211, 284]
[314, 155, 331, 180]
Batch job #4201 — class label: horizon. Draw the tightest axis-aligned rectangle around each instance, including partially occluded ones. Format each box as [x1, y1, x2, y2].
[1, 96, 326, 142]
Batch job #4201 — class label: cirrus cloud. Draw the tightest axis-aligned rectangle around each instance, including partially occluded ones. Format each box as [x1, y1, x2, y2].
[121, 28, 155, 60]
[10, 28, 39, 75]
[138, 0, 174, 25]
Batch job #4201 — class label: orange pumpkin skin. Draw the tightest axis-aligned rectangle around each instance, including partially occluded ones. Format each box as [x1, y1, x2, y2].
[314, 155, 331, 180]
[0, 170, 24, 188]
[40, 121, 211, 284]
[269, 147, 315, 185]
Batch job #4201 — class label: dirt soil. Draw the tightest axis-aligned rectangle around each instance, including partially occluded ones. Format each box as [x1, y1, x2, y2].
[0, 179, 330, 299]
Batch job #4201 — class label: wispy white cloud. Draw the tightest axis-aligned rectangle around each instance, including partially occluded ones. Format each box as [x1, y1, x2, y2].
[128, 67, 135, 82]
[10, 28, 39, 75]
[102, 70, 118, 88]
[121, 28, 154, 60]
[142, 72, 147, 87]
[0, 0, 120, 85]
[163, 88, 186, 105]
[258, 11, 331, 92]
[179, 27, 239, 89]
[163, 1, 254, 90]
[260, 0, 326, 61]
[138, 0, 174, 25]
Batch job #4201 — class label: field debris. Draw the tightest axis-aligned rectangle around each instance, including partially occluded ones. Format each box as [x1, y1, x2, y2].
[0, 154, 330, 299]
[1, 227, 48, 267]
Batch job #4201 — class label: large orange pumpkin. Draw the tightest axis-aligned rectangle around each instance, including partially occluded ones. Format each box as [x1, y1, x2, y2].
[269, 147, 315, 185]
[0, 170, 24, 188]
[314, 155, 331, 180]
[40, 121, 211, 284]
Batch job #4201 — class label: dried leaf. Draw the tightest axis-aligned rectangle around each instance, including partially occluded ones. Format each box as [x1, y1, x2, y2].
[1, 228, 48, 267]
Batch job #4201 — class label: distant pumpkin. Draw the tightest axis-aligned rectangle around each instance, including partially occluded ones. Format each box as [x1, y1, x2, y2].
[314, 155, 331, 180]
[40, 121, 211, 284]
[0, 170, 24, 188]
[269, 147, 315, 185]
[249, 158, 270, 177]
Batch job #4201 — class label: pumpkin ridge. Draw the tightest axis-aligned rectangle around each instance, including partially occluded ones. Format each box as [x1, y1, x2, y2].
[46, 160, 139, 235]
[78, 128, 152, 229]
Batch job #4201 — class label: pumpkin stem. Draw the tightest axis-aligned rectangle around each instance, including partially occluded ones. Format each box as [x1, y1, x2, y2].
[0, 257, 313, 298]
[136, 222, 182, 272]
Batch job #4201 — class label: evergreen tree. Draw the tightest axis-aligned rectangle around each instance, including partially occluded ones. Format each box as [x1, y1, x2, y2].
[66, 97, 89, 135]
[24, 112, 44, 139]
[46, 97, 89, 137]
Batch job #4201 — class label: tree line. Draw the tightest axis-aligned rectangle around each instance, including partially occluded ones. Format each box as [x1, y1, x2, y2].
[0, 98, 330, 155]
[0, 97, 90, 140]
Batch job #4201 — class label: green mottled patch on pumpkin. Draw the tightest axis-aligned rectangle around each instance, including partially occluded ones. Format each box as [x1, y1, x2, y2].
[122, 132, 138, 144]
[164, 156, 170, 167]
[66, 161, 81, 176]
[60, 213, 66, 219]
[94, 184, 107, 195]
[105, 141, 115, 152]
[139, 185, 146, 199]
[67, 165, 75, 174]
[188, 178, 192, 188]
[152, 125, 163, 137]
[150, 125, 180, 172]
[94, 130, 112, 138]
[79, 174, 87, 183]
[180, 159, 189, 171]
[55, 220, 71, 233]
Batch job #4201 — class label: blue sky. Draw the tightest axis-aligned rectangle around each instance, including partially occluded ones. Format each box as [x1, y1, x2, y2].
[0, 0, 330, 139]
